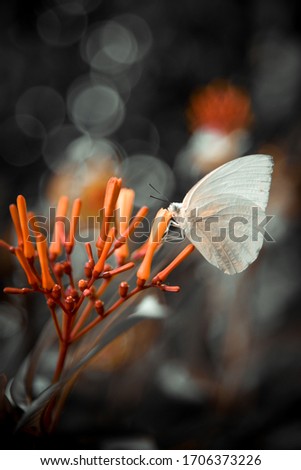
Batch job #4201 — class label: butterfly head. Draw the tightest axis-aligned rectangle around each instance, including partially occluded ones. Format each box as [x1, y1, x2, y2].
[167, 202, 182, 217]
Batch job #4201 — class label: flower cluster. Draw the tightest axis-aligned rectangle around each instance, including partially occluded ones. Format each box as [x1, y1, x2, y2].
[0, 177, 194, 383]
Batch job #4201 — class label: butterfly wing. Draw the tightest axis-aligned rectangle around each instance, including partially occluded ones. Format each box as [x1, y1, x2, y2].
[177, 155, 273, 274]
[181, 195, 267, 274]
[182, 154, 273, 211]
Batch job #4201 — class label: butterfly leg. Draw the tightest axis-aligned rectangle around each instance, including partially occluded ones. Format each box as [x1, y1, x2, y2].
[163, 219, 185, 242]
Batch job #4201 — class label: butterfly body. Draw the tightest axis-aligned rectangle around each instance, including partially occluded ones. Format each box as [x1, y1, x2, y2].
[167, 154, 274, 275]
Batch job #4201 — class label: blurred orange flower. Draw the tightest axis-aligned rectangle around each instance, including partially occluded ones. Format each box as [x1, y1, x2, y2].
[187, 80, 252, 134]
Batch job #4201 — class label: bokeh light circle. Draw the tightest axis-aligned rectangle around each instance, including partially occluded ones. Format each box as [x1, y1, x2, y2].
[37, 6, 87, 46]
[67, 80, 125, 136]
[114, 14, 152, 61]
[81, 21, 138, 75]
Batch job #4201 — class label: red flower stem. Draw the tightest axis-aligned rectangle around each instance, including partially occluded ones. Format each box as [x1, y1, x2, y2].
[67, 272, 74, 289]
[28, 258, 42, 285]
[73, 292, 86, 315]
[62, 311, 69, 341]
[71, 279, 111, 339]
[65, 253, 75, 288]
[71, 285, 150, 343]
[52, 311, 74, 383]
[50, 297, 69, 316]
[52, 340, 69, 384]
[48, 306, 63, 342]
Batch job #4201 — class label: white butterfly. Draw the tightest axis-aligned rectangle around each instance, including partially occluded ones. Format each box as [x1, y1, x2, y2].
[167, 154, 274, 275]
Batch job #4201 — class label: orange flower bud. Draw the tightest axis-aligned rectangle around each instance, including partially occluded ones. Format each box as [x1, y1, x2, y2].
[51, 284, 62, 299]
[114, 206, 149, 250]
[95, 300, 104, 317]
[78, 279, 88, 291]
[36, 234, 55, 290]
[83, 287, 95, 298]
[47, 298, 56, 309]
[96, 177, 122, 251]
[102, 262, 135, 279]
[137, 208, 172, 282]
[49, 195, 69, 260]
[115, 188, 135, 265]
[119, 281, 129, 298]
[16, 195, 35, 258]
[160, 285, 180, 292]
[152, 244, 195, 284]
[85, 242, 95, 268]
[15, 248, 39, 287]
[84, 262, 93, 279]
[65, 198, 81, 254]
[93, 227, 116, 277]
[65, 295, 75, 312]
[54, 262, 64, 278]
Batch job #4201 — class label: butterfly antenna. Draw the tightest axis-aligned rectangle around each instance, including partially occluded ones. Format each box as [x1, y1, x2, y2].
[150, 194, 167, 203]
[149, 183, 162, 195]
[148, 183, 170, 204]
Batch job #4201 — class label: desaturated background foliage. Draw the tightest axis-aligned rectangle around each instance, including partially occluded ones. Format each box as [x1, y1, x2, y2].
[0, 0, 301, 450]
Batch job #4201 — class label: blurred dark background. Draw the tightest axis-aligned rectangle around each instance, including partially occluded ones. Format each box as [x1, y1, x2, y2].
[1, 0, 301, 450]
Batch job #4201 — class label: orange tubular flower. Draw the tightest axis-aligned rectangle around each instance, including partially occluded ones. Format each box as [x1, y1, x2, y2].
[93, 226, 116, 277]
[65, 198, 81, 255]
[96, 177, 122, 252]
[9, 204, 23, 247]
[16, 195, 35, 259]
[15, 248, 39, 287]
[114, 206, 149, 250]
[137, 208, 172, 283]
[152, 244, 195, 284]
[36, 234, 55, 290]
[27, 211, 39, 237]
[115, 188, 135, 265]
[102, 262, 135, 279]
[49, 195, 69, 260]
[3, 287, 34, 295]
